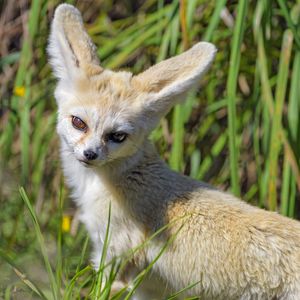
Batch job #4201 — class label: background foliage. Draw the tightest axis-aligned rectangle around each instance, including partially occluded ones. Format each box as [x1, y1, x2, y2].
[0, 0, 300, 298]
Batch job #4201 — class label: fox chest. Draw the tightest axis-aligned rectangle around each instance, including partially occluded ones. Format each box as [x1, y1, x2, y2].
[65, 164, 145, 267]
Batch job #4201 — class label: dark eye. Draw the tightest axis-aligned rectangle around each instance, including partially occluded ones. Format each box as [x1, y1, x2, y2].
[107, 131, 128, 143]
[72, 116, 87, 131]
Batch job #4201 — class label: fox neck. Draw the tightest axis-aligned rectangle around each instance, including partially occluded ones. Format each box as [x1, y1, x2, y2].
[95, 139, 200, 229]
[94, 139, 173, 225]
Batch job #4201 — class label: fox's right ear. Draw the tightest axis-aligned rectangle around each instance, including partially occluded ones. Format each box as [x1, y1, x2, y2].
[48, 4, 102, 81]
[132, 42, 216, 126]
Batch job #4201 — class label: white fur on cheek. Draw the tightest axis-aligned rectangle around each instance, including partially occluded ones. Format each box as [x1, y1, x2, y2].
[57, 116, 86, 159]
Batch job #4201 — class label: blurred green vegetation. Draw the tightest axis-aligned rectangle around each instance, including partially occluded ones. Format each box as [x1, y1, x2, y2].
[0, 0, 300, 298]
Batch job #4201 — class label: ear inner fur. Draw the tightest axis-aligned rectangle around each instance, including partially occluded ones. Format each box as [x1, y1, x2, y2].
[131, 42, 216, 121]
[131, 42, 216, 95]
[48, 4, 102, 79]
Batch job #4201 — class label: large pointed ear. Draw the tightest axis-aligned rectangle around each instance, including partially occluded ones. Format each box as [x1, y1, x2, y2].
[47, 4, 102, 81]
[132, 42, 216, 120]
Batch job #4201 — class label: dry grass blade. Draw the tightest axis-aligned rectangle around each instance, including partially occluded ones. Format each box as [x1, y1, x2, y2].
[179, 0, 189, 50]
[13, 267, 47, 299]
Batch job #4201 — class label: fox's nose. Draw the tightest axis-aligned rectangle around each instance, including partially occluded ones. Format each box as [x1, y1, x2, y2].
[83, 150, 98, 161]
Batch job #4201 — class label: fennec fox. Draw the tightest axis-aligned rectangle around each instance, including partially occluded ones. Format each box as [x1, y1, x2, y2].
[48, 4, 300, 299]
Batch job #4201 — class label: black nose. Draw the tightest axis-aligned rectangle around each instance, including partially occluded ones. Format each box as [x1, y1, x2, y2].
[83, 150, 98, 161]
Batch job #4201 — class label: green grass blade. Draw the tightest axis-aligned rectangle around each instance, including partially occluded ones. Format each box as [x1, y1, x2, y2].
[281, 155, 291, 216]
[64, 266, 93, 300]
[203, 0, 227, 42]
[197, 132, 227, 180]
[165, 280, 200, 299]
[170, 105, 185, 171]
[92, 203, 112, 298]
[288, 179, 297, 218]
[124, 225, 184, 300]
[267, 30, 293, 211]
[288, 54, 300, 143]
[0, 52, 20, 68]
[169, 92, 195, 172]
[277, 0, 300, 49]
[19, 187, 58, 300]
[226, 0, 249, 196]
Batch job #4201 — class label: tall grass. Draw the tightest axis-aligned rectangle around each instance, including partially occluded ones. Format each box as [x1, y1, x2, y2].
[226, 0, 248, 196]
[0, 0, 299, 298]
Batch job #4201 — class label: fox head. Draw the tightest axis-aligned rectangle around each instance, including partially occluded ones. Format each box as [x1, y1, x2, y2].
[48, 4, 216, 168]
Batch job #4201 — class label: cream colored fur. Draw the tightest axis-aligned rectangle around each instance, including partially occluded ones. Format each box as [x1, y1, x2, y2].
[48, 4, 300, 299]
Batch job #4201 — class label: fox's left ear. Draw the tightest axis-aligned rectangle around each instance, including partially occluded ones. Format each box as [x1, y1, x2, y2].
[132, 42, 216, 122]
[48, 4, 102, 81]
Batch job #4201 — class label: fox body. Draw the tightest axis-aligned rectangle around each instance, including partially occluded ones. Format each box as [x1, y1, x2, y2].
[48, 4, 300, 299]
